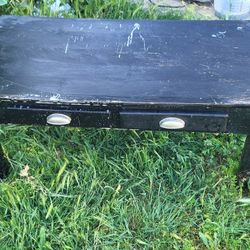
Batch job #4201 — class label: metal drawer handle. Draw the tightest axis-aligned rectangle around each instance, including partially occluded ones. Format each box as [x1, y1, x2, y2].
[47, 113, 71, 126]
[159, 117, 185, 129]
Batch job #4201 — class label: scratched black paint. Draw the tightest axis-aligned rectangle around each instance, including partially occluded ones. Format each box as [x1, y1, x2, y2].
[1, 16, 250, 105]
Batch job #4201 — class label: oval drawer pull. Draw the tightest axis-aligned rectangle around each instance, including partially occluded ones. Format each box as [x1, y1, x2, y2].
[159, 117, 185, 129]
[47, 113, 71, 126]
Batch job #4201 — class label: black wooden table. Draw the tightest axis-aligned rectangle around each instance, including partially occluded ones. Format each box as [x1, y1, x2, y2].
[0, 15, 250, 180]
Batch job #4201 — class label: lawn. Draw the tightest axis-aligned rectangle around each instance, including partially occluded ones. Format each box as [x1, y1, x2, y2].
[0, 1, 250, 249]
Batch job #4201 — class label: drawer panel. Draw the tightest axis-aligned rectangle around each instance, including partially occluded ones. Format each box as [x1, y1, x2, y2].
[120, 112, 228, 132]
[0, 108, 111, 128]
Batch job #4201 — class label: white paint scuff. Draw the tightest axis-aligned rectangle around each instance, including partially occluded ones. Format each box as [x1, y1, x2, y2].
[65, 39, 69, 54]
[50, 94, 61, 101]
[118, 45, 124, 58]
[127, 23, 140, 47]
[118, 23, 147, 59]
[139, 34, 146, 51]
[211, 31, 227, 39]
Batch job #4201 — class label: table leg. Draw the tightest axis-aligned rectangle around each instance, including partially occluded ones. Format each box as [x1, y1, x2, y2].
[0, 145, 10, 179]
[238, 135, 250, 189]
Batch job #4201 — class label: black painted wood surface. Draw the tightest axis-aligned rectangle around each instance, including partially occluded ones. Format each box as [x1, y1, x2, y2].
[0, 15, 250, 105]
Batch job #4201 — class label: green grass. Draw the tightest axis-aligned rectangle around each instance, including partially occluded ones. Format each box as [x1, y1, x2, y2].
[0, 0, 250, 249]
[0, 0, 202, 19]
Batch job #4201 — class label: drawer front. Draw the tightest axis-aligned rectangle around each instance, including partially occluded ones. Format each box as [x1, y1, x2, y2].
[120, 112, 228, 132]
[0, 108, 111, 128]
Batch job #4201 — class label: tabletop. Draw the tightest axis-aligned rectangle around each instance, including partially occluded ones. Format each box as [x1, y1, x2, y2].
[0, 15, 250, 106]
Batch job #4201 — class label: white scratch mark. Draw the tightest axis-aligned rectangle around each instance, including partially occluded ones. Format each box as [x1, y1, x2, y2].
[80, 27, 83, 31]
[71, 24, 74, 28]
[119, 24, 122, 29]
[218, 31, 226, 36]
[50, 94, 61, 101]
[118, 45, 124, 58]
[126, 23, 147, 51]
[237, 26, 243, 31]
[211, 31, 226, 39]
[116, 22, 147, 58]
[89, 24, 92, 30]
[139, 34, 146, 51]
[65, 39, 69, 54]
[105, 25, 109, 29]
[127, 23, 140, 47]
